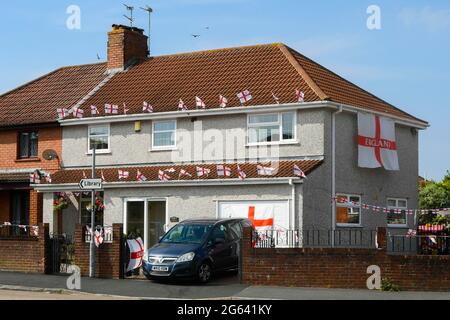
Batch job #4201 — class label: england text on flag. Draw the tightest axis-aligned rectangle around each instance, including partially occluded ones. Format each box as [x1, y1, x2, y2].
[195, 96, 206, 109]
[196, 166, 211, 177]
[90, 105, 99, 115]
[357, 112, 399, 171]
[57, 108, 69, 119]
[217, 165, 232, 177]
[118, 170, 130, 180]
[257, 165, 275, 176]
[293, 164, 307, 178]
[73, 107, 84, 118]
[237, 90, 252, 104]
[219, 95, 228, 108]
[137, 170, 147, 182]
[295, 89, 305, 103]
[143, 101, 153, 113]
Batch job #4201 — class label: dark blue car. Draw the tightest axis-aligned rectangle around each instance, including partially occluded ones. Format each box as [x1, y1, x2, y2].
[142, 218, 253, 283]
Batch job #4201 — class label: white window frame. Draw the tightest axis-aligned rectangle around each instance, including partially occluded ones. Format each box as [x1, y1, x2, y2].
[151, 120, 177, 151]
[387, 198, 408, 228]
[247, 112, 297, 146]
[87, 124, 110, 154]
[335, 194, 362, 227]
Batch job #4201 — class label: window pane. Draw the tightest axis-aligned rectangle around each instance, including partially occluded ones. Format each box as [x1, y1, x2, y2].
[336, 207, 349, 224]
[30, 132, 38, 157]
[256, 126, 279, 143]
[387, 199, 397, 207]
[90, 136, 108, 150]
[154, 121, 175, 132]
[349, 196, 360, 204]
[249, 114, 278, 124]
[90, 126, 108, 136]
[154, 132, 175, 147]
[398, 200, 407, 208]
[282, 113, 295, 140]
[387, 210, 406, 225]
[19, 133, 29, 158]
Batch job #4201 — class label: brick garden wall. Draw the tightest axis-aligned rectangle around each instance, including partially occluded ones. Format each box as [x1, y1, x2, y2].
[0, 223, 49, 273]
[73, 224, 123, 279]
[241, 228, 450, 292]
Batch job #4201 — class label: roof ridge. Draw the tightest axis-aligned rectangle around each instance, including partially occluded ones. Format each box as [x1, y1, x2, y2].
[148, 43, 283, 60]
[285, 46, 427, 124]
[276, 44, 329, 101]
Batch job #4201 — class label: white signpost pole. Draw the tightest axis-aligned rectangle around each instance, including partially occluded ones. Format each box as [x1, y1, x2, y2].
[89, 147, 96, 278]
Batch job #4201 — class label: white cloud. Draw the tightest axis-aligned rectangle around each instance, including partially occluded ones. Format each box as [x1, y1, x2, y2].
[399, 6, 450, 32]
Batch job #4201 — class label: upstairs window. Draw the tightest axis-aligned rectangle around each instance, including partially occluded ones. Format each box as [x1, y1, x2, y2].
[248, 112, 296, 144]
[152, 120, 177, 149]
[387, 198, 407, 226]
[18, 131, 38, 159]
[88, 125, 110, 153]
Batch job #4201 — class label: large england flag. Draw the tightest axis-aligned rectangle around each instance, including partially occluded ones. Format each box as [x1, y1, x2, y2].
[358, 113, 399, 171]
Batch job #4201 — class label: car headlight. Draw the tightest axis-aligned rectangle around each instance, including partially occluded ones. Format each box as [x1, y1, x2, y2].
[176, 252, 195, 263]
[142, 251, 149, 262]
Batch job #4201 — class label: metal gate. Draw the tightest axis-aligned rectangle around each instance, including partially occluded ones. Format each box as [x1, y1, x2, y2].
[48, 234, 75, 274]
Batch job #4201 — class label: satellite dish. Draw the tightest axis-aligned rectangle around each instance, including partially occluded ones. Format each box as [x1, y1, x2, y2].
[42, 149, 59, 161]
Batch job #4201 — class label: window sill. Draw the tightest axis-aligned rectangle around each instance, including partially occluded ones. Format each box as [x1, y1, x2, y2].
[15, 158, 41, 163]
[387, 224, 408, 229]
[150, 147, 178, 152]
[246, 140, 299, 147]
[86, 150, 111, 155]
[336, 224, 363, 228]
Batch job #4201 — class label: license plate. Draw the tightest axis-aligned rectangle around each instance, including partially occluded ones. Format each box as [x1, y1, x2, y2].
[152, 266, 169, 272]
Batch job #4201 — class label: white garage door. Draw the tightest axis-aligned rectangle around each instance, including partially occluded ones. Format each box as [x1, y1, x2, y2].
[218, 200, 290, 231]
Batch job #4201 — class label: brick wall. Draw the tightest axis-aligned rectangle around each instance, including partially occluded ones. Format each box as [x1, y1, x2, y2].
[0, 127, 62, 172]
[73, 224, 123, 279]
[241, 228, 450, 292]
[0, 223, 49, 273]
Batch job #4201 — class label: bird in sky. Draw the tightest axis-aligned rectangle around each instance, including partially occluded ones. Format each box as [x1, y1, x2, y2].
[191, 34, 200, 38]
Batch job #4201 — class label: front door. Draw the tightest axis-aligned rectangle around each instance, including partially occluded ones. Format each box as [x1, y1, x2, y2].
[124, 199, 167, 250]
[10, 191, 30, 225]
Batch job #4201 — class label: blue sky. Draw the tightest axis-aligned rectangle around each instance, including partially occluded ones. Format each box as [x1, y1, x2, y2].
[1, 0, 449, 180]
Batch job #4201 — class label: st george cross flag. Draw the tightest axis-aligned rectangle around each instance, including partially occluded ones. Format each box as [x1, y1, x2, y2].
[293, 164, 307, 178]
[257, 165, 275, 176]
[143, 101, 153, 113]
[219, 95, 228, 108]
[295, 89, 305, 103]
[30, 171, 41, 184]
[237, 90, 253, 104]
[237, 165, 246, 180]
[271, 92, 280, 104]
[118, 170, 130, 180]
[357, 113, 399, 171]
[179, 169, 192, 178]
[196, 166, 210, 177]
[158, 170, 171, 181]
[195, 96, 206, 109]
[105, 104, 119, 114]
[136, 170, 147, 182]
[90, 105, 99, 115]
[73, 107, 84, 118]
[123, 103, 130, 114]
[217, 165, 232, 177]
[94, 229, 104, 248]
[101, 171, 107, 182]
[127, 237, 144, 272]
[57, 108, 69, 119]
[178, 99, 188, 111]
[44, 173, 52, 183]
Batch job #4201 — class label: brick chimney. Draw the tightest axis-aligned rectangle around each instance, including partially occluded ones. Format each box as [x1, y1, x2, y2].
[107, 24, 149, 72]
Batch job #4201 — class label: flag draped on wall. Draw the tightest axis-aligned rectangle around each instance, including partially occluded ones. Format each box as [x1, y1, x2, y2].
[127, 238, 144, 272]
[357, 113, 399, 171]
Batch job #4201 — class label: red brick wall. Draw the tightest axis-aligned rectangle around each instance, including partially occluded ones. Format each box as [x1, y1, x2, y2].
[107, 25, 148, 70]
[0, 223, 49, 273]
[29, 190, 43, 226]
[0, 127, 62, 172]
[241, 228, 450, 292]
[73, 224, 123, 279]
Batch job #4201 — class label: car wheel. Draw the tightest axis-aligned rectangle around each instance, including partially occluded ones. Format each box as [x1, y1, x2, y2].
[197, 262, 212, 283]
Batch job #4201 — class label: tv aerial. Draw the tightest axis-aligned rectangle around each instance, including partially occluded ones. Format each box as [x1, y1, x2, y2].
[140, 5, 154, 54]
[123, 4, 135, 27]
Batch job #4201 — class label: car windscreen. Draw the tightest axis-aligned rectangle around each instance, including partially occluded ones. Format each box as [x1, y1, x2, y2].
[161, 224, 213, 244]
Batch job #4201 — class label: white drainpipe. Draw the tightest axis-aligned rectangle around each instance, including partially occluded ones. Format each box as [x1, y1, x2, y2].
[331, 105, 343, 247]
[289, 179, 296, 230]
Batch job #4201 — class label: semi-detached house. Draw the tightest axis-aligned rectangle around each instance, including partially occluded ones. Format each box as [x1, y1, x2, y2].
[18, 25, 427, 251]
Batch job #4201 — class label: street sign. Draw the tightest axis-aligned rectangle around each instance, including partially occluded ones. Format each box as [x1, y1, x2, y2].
[79, 179, 103, 190]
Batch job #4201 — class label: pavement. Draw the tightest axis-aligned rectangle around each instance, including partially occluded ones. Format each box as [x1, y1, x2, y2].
[0, 271, 449, 300]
